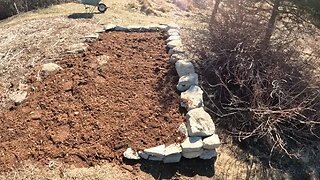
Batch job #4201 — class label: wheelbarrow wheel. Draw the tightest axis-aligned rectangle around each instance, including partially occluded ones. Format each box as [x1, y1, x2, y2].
[98, 3, 107, 13]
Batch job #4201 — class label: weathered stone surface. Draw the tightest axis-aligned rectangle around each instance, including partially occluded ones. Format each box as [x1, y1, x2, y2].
[9, 91, 27, 104]
[123, 148, 140, 160]
[114, 25, 129, 31]
[166, 35, 181, 42]
[178, 123, 188, 137]
[181, 85, 204, 110]
[165, 143, 182, 156]
[163, 153, 182, 163]
[168, 46, 185, 55]
[148, 156, 163, 161]
[138, 151, 149, 159]
[199, 149, 217, 160]
[126, 25, 149, 32]
[182, 149, 203, 159]
[168, 28, 180, 35]
[144, 144, 165, 158]
[41, 63, 62, 72]
[104, 24, 116, 31]
[170, 53, 187, 63]
[175, 60, 195, 77]
[186, 107, 215, 137]
[167, 39, 182, 48]
[177, 73, 198, 91]
[181, 136, 203, 152]
[203, 134, 221, 149]
[149, 24, 168, 31]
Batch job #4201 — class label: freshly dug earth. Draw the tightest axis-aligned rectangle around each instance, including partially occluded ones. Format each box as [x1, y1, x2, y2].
[0, 31, 185, 171]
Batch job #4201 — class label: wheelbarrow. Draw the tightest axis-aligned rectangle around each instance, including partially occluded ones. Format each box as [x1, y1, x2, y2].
[79, 0, 108, 13]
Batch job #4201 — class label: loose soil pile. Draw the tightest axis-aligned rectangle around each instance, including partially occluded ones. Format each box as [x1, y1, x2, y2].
[0, 31, 185, 171]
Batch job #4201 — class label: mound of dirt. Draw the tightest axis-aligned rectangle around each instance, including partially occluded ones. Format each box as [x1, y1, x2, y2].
[0, 31, 185, 171]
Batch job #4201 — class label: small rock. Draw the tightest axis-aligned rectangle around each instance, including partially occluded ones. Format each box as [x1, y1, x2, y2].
[186, 107, 215, 137]
[163, 153, 182, 163]
[144, 144, 165, 158]
[203, 134, 221, 149]
[181, 136, 203, 152]
[30, 111, 42, 120]
[175, 60, 195, 77]
[168, 46, 185, 55]
[62, 81, 73, 91]
[66, 43, 87, 54]
[95, 28, 105, 33]
[149, 24, 168, 31]
[84, 34, 99, 39]
[178, 123, 188, 136]
[114, 25, 129, 31]
[182, 149, 203, 159]
[181, 85, 204, 110]
[138, 151, 149, 159]
[104, 24, 116, 31]
[177, 73, 198, 91]
[41, 63, 62, 73]
[167, 39, 182, 49]
[199, 149, 217, 160]
[170, 53, 187, 63]
[123, 148, 140, 160]
[166, 35, 181, 42]
[97, 55, 109, 66]
[121, 164, 134, 172]
[165, 143, 182, 156]
[9, 91, 27, 104]
[168, 28, 180, 35]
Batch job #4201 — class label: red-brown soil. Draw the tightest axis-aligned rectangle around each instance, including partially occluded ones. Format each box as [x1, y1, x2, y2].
[0, 32, 185, 171]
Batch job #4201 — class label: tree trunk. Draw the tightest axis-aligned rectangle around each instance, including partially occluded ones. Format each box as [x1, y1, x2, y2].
[210, 0, 221, 23]
[263, 0, 281, 47]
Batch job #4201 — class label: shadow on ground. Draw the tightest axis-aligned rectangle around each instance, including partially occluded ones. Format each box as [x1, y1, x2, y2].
[67, 13, 98, 19]
[125, 158, 216, 179]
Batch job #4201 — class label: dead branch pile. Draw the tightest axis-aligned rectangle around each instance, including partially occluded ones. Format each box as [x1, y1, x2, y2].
[199, 0, 320, 157]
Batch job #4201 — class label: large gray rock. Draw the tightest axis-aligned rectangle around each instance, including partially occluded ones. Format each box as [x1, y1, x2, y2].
[165, 143, 182, 156]
[175, 60, 195, 77]
[9, 91, 27, 104]
[203, 134, 221, 149]
[181, 85, 204, 110]
[167, 39, 182, 49]
[104, 24, 116, 31]
[199, 149, 217, 160]
[177, 73, 198, 91]
[41, 63, 62, 72]
[182, 149, 203, 159]
[148, 156, 163, 161]
[163, 153, 182, 163]
[123, 148, 140, 160]
[138, 151, 149, 159]
[181, 136, 203, 152]
[186, 107, 215, 137]
[166, 35, 181, 42]
[144, 144, 165, 158]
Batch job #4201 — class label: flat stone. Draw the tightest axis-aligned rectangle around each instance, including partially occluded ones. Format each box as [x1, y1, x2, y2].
[166, 35, 181, 42]
[144, 144, 165, 158]
[41, 63, 62, 72]
[165, 143, 182, 156]
[182, 149, 203, 159]
[200, 149, 217, 160]
[166, 23, 180, 30]
[177, 73, 198, 91]
[148, 24, 168, 31]
[175, 60, 195, 77]
[169, 46, 185, 55]
[123, 148, 140, 160]
[163, 153, 182, 163]
[103, 24, 116, 31]
[167, 39, 182, 49]
[186, 107, 215, 137]
[170, 53, 187, 63]
[9, 91, 27, 104]
[181, 85, 204, 110]
[203, 134, 221, 149]
[181, 136, 203, 152]
[138, 151, 149, 159]
[127, 25, 149, 32]
[168, 28, 180, 35]
[114, 25, 129, 31]
[148, 156, 163, 161]
[178, 123, 188, 136]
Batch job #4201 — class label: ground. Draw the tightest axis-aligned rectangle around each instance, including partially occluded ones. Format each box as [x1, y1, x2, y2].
[0, 0, 310, 179]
